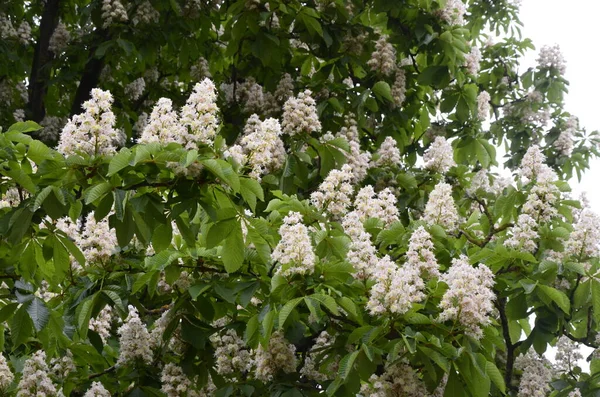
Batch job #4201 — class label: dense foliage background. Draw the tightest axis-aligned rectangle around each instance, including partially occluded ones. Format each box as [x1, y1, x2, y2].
[1, 0, 600, 396]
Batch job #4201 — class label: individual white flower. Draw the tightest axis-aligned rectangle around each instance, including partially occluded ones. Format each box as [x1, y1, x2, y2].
[254, 331, 297, 382]
[125, 77, 146, 101]
[439, 256, 495, 339]
[505, 214, 539, 253]
[342, 212, 379, 279]
[391, 69, 407, 108]
[49, 21, 70, 53]
[353, 186, 399, 226]
[373, 136, 401, 167]
[84, 381, 111, 397]
[477, 91, 491, 120]
[423, 136, 455, 173]
[300, 331, 339, 382]
[464, 46, 481, 76]
[180, 78, 220, 147]
[89, 305, 113, 343]
[367, 35, 397, 76]
[138, 98, 185, 144]
[310, 165, 355, 218]
[210, 328, 254, 375]
[160, 363, 197, 397]
[281, 90, 321, 135]
[101, 0, 128, 28]
[17, 22, 31, 45]
[554, 116, 577, 156]
[57, 89, 125, 156]
[515, 351, 552, 397]
[563, 208, 600, 260]
[116, 305, 153, 366]
[422, 182, 459, 232]
[0, 353, 13, 390]
[437, 0, 467, 25]
[271, 212, 316, 276]
[537, 44, 566, 75]
[16, 351, 59, 397]
[132, 1, 160, 25]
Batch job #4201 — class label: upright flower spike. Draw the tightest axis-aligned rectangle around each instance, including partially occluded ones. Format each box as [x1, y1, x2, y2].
[16, 351, 58, 397]
[254, 331, 297, 382]
[310, 165, 355, 218]
[367, 35, 397, 76]
[422, 182, 459, 232]
[281, 90, 321, 135]
[180, 78, 220, 148]
[271, 212, 316, 276]
[116, 305, 153, 366]
[57, 89, 124, 157]
[138, 98, 185, 144]
[537, 44, 567, 74]
[353, 186, 399, 226]
[439, 256, 495, 339]
[0, 353, 13, 391]
[563, 208, 600, 259]
[514, 351, 553, 397]
[210, 328, 254, 375]
[373, 136, 401, 167]
[342, 211, 379, 279]
[160, 363, 196, 397]
[423, 136, 455, 173]
[84, 382, 111, 397]
[406, 226, 439, 278]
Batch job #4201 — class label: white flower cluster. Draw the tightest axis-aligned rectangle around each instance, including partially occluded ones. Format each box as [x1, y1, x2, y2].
[300, 331, 338, 382]
[360, 362, 428, 397]
[422, 182, 459, 232]
[554, 336, 583, 373]
[514, 351, 552, 397]
[391, 69, 407, 108]
[210, 328, 254, 375]
[342, 212, 379, 279]
[373, 136, 401, 167]
[338, 116, 371, 183]
[50, 350, 75, 379]
[467, 169, 509, 196]
[76, 213, 119, 265]
[0, 187, 22, 209]
[0, 353, 13, 390]
[367, 255, 425, 315]
[17, 22, 31, 45]
[139, 98, 185, 144]
[190, 57, 211, 80]
[274, 73, 294, 103]
[39, 116, 67, 141]
[254, 331, 297, 382]
[0, 14, 17, 39]
[537, 44, 567, 75]
[225, 115, 286, 180]
[520, 145, 556, 183]
[271, 212, 316, 276]
[281, 90, 321, 135]
[84, 382, 111, 397]
[569, 390, 582, 397]
[133, 1, 160, 25]
[16, 351, 59, 397]
[311, 165, 355, 218]
[125, 77, 146, 101]
[180, 78, 220, 147]
[505, 213, 539, 253]
[554, 116, 577, 156]
[464, 46, 481, 76]
[477, 91, 491, 120]
[520, 147, 559, 223]
[563, 208, 600, 260]
[160, 363, 198, 397]
[439, 256, 495, 339]
[117, 305, 153, 366]
[367, 35, 397, 76]
[13, 109, 25, 122]
[423, 136, 455, 173]
[236, 78, 278, 115]
[406, 226, 439, 278]
[58, 88, 125, 157]
[89, 305, 113, 343]
[353, 186, 399, 226]
[437, 0, 467, 25]
[49, 22, 70, 54]
[101, 0, 129, 28]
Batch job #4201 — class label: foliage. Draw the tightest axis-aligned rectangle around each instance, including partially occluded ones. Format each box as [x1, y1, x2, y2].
[1, 0, 600, 396]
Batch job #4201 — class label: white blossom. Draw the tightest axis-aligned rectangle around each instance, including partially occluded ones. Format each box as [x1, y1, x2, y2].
[520, 145, 557, 184]
[406, 226, 439, 278]
[554, 336, 583, 374]
[180, 78, 220, 147]
[554, 116, 577, 156]
[17, 22, 31, 45]
[210, 328, 253, 375]
[367, 35, 397, 76]
[16, 351, 58, 397]
[391, 69, 407, 108]
[58, 89, 125, 157]
[0, 14, 17, 39]
[311, 165, 355, 218]
[76, 213, 119, 265]
[467, 169, 509, 196]
[254, 331, 297, 382]
[125, 77, 146, 101]
[0, 353, 13, 390]
[422, 182, 459, 232]
[505, 214, 539, 253]
[281, 90, 321, 135]
[515, 351, 552, 397]
[439, 256, 495, 339]
[464, 46, 481, 76]
[84, 382, 111, 397]
[373, 136, 401, 167]
[342, 211, 379, 279]
[300, 331, 339, 382]
[89, 305, 113, 343]
[116, 305, 153, 366]
[437, 0, 467, 25]
[13, 109, 25, 122]
[39, 116, 67, 141]
[477, 91, 491, 120]
[423, 136, 455, 173]
[50, 350, 75, 379]
[353, 186, 399, 226]
[101, 0, 128, 28]
[49, 21, 70, 53]
[133, 1, 160, 25]
[346, 140, 372, 183]
[160, 363, 198, 397]
[138, 98, 185, 144]
[274, 73, 294, 103]
[271, 212, 316, 276]
[190, 57, 211, 80]
[564, 208, 600, 259]
[360, 362, 428, 397]
[537, 44, 566, 75]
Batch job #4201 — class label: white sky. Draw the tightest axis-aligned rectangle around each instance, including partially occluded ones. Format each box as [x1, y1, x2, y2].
[517, 0, 600, 368]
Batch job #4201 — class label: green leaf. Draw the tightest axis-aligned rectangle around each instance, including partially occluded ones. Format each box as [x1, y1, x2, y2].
[152, 223, 173, 252]
[486, 360, 506, 394]
[206, 219, 236, 249]
[221, 224, 245, 273]
[7, 121, 42, 133]
[337, 350, 359, 380]
[33, 186, 54, 211]
[27, 140, 52, 164]
[11, 304, 33, 347]
[203, 159, 240, 192]
[373, 81, 394, 102]
[537, 285, 570, 314]
[244, 314, 260, 348]
[279, 297, 303, 329]
[26, 298, 50, 332]
[84, 182, 112, 205]
[310, 293, 339, 315]
[108, 148, 132, 176]
[592, 280, 600, 323]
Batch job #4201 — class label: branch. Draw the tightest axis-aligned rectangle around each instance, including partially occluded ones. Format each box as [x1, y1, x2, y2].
[88, 365, 115, 380]
[496, 297, 518, 392]
[29, 0, 61, 122]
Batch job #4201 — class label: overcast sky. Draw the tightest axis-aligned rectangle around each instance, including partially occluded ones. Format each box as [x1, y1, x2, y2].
[518, 0, 599, 367]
